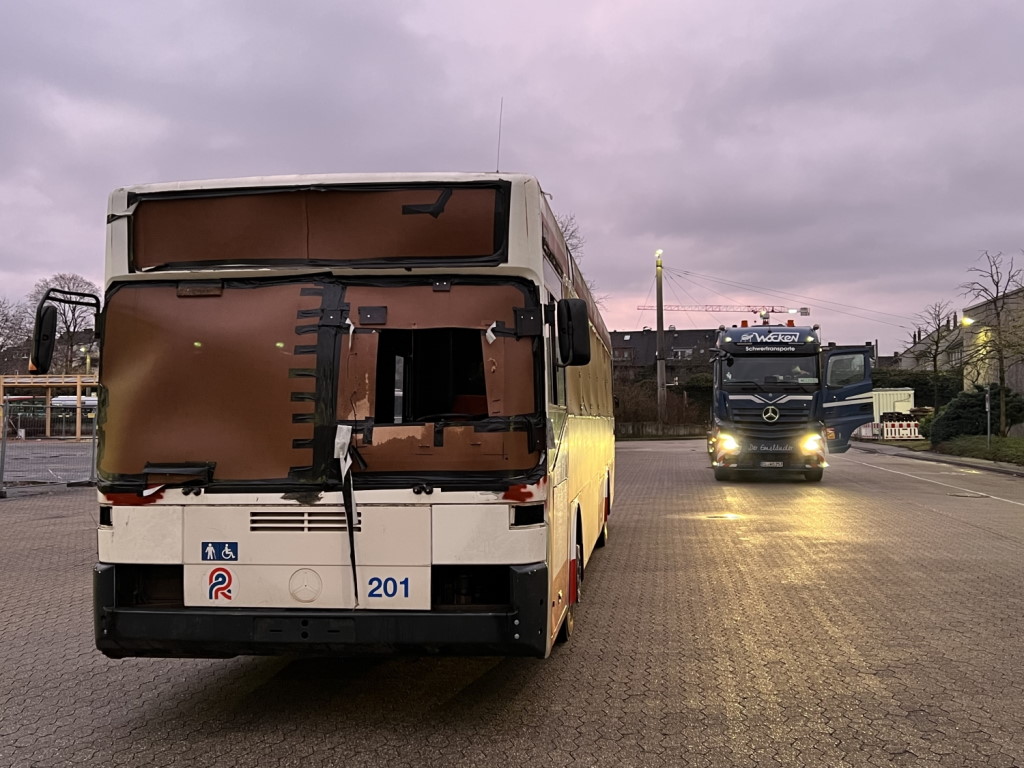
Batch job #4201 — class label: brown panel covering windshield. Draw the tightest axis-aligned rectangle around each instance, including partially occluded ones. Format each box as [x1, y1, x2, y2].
[337, 283, 540, 478]
[100, 281, 320, 483]
[99, 277, 542, 490]
[130, 184, 509, 270]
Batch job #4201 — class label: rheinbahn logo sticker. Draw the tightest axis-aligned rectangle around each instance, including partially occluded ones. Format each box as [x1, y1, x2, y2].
[208, 568, 233, 601]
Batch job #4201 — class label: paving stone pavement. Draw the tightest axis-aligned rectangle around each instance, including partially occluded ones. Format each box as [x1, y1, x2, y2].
[1, 442, 1022, 767]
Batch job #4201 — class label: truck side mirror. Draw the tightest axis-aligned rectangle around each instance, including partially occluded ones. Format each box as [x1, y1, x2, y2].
[556, 298, 591, 366]
[28, 303, 58, 374]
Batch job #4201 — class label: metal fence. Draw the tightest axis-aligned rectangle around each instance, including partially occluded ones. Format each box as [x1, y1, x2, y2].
[0, 401, 97, 496]
[615, 422, 708, 439]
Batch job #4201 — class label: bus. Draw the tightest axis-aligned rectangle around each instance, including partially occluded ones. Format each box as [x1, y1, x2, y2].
[29, 173, 615, 658]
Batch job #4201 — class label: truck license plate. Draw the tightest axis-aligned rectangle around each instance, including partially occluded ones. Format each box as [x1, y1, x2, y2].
[759, 461, 784, 468]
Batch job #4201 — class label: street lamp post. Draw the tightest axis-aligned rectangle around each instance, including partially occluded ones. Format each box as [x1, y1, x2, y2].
[986, 384, 992, 449]
[79, 346, 92, 375]
[655, 250, 667, 424]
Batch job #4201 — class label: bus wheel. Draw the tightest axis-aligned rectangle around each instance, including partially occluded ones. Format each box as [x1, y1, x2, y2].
[713, 467, 732, 481]
[556, 540, 583, 644]
[596, 477, 611, 548]
[805, 468, 824, 482]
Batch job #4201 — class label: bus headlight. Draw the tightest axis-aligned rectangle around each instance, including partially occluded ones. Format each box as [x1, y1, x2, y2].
[800, 433, 823, 454]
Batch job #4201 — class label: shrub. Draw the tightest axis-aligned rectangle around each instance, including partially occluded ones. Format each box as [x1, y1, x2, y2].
[916, 409, 939, 440]
[929, 385, 1024, 445]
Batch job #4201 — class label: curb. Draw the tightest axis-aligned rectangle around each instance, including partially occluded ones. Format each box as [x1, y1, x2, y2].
[850, 443, 1024, 478]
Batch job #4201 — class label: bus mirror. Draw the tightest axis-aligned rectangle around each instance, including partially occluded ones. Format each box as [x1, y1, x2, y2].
[557, 298, 591, 366]
[28, 287, 101, 375]
[28, 303, 58, 375]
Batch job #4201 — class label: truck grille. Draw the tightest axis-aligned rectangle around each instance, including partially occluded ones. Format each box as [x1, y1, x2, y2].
[249, 509, 360, 532]
[730, 403, 812, 440]
[733, 423, 806, 441]
[731, 404, 809, 423]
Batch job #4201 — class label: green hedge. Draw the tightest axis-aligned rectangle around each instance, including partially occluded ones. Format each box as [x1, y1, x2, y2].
[933, 436, 1024, 466]
[928, 385, 1024, 444]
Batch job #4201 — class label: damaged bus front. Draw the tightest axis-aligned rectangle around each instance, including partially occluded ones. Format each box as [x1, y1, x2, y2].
[30, 174, 615, 659]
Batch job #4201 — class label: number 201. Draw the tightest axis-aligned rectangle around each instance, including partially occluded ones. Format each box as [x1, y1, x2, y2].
[367, 576, 410, 598]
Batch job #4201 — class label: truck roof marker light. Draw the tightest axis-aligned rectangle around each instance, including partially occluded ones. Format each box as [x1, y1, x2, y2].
[740, 320, 748, 327]
[787, 320, 795, 327]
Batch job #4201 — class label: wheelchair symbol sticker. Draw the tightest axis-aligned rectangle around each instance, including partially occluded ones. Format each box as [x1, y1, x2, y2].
[202, 542, 238, 561]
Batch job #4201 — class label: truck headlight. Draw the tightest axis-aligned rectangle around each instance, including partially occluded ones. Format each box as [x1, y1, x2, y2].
[801, 433, 823, 453]
[719, 433, 740, 452]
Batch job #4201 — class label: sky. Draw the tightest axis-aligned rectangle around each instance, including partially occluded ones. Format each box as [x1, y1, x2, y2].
[2, 1, 1023, 355]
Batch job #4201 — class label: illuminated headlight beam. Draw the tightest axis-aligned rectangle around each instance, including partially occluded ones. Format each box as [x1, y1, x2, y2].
[800, 433, 823, 454]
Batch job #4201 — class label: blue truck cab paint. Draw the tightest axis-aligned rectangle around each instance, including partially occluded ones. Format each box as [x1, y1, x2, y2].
[708, 321, 874, 482]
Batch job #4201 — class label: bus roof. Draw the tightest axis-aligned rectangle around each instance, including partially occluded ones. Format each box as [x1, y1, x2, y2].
[111, 172, 541, 198]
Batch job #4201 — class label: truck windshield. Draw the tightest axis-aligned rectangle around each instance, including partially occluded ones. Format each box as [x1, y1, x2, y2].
[722, 355, 818, 385]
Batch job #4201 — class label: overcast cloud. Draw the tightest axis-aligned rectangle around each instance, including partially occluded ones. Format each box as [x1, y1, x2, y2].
[2, 1, 1023, 353]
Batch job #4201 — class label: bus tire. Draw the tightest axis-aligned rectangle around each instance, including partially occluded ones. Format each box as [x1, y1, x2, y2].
[596, 476, 611, 548]
[556, 539, 583, 644]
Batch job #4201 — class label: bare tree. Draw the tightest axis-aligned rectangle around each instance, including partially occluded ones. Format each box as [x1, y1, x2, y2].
[0, 297, 30, 374]
[27, 273, 101, 375]
[555, 212, 586, 261]
[555, 211, 608, 308]
[959, 250, 1024, 436]
[905, 301, 966, 408]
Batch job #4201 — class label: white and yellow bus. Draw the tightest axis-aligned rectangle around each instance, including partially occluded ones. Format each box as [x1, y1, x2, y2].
[31, 173, 614, 658]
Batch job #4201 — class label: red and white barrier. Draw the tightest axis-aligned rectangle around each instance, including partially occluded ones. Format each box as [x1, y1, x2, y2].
[855, 421, 921, 440]
[882, 421, 920, 439]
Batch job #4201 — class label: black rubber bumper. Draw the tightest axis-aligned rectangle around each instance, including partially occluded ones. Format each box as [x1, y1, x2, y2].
[94, 562, 549, 659]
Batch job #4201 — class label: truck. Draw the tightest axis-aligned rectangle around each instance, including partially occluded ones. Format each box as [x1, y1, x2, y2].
[708, 317, 874, 481]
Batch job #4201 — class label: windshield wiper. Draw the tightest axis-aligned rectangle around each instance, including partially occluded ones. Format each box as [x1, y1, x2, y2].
[402, 188, 452, 218]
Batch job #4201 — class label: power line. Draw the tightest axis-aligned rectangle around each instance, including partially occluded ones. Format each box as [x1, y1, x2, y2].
[668, 267, 913, 322]
[662, 272, 716, 328]
[634, 278, 655, 328]
[666, 268, 913, 329]
[637, 304, 807, 314]
[663, 271, 750, 329]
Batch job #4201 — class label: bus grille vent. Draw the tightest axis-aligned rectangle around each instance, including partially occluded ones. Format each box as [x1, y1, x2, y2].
[249, 509, 361, 532]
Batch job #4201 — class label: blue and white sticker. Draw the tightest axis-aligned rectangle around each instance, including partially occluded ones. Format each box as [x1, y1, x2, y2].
[202, 541, 239, 561]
